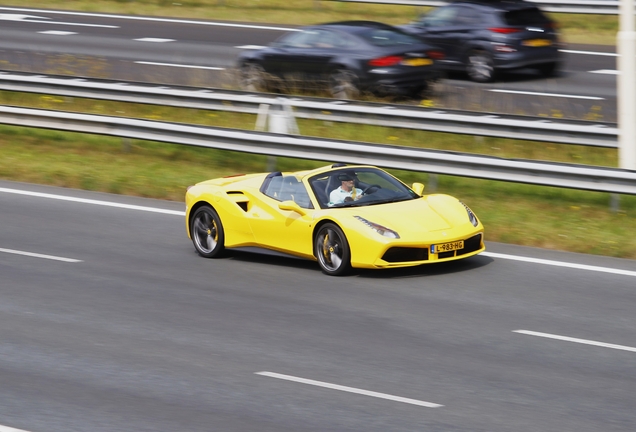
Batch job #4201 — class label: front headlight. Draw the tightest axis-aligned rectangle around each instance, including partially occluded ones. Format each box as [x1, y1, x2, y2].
[355, 216, 400, 239]
[461, 202, 479, 227]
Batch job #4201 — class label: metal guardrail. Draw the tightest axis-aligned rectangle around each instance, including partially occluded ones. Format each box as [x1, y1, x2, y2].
[325, 0, 622, 14]
[0, 105, 634, 194]
[0, 72, 618, 148]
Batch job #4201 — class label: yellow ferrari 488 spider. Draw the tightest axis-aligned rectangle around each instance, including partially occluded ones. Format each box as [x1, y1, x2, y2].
[185, 164, 484, 276]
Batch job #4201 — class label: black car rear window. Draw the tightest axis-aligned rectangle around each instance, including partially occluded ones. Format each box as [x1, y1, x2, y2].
[358, 29, 420, 46]
[503, 8, 550, 26]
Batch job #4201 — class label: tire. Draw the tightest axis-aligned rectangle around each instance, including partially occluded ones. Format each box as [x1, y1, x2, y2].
[190, 205, 225, 258]
[240, 62, 268, 92]
[537, 61, 559, 78]
[314, 223, 351, 276]
[466, 50, 496, 83]
[329, 69, 360, 100]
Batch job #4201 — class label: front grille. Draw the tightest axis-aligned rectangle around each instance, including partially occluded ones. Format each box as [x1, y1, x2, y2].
[457, 234, 483, 256]
[382, 247, 429, 263]
[382, 233, 483, 263]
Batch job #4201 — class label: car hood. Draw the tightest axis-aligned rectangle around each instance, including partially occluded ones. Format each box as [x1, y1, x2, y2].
[338, 196, 468, 234]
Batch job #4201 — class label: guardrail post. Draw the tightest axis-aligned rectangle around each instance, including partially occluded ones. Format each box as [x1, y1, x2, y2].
[610, 193, 621, 212]
[268, 98, 299, 135]
[427, 173, 438, 192]
[256, 99, 299, 171]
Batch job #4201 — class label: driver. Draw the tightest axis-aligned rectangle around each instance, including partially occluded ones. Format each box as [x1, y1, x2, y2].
[328, 172, 363, 206]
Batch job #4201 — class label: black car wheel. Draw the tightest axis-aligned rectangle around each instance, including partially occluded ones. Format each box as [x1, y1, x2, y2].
[315, 223, 351, 276]
[240, 62, 268, 92]
[191, 205, 225, 258]
[537, 61, 559, 78]
[466, 50, 496, 83]
[329, 69, 360, 100]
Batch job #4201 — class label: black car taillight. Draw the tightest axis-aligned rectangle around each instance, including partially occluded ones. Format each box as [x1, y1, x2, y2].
[489, 27, 522, 34]
[368, 55, 403, 67]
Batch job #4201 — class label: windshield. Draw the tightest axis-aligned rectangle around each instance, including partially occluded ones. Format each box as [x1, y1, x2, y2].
[358, 28, 421, 46]
[309, 167, 419, 209]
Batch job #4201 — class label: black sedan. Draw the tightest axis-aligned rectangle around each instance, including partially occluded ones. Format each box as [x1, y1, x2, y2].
[237, 21, 444, 99]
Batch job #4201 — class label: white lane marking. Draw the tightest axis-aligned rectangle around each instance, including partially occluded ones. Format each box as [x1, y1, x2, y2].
[0, 13, 44, 21]
[590, 69, 619, 75]
[0, 7, 296, 32]
[3, 186, 635, 279]
[134, 38, 174, 43]
[135, 61, 224, 70]
[38, 30, 77, 36]
[514, 330, 636, 353]
[0, 187, 185, 216]
[255, 371, 443, 408]
[482, 251, 636, 278]
[488, 89, 604, 100]
[561, 49, 617, 57]
[236, 45, 267, 50]
[0, 425, 32, 432]
[0, 248, 82, 263]
[0, 13, 117, 28]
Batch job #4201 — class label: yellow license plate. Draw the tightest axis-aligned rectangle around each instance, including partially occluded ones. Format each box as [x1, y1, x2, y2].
[402, 58, 433, 66]
[431, 240, 464, 254]
[522, 39, 551, 47]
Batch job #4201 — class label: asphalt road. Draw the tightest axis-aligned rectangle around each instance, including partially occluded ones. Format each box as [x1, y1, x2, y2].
[0, 6, 620, 120]
[1, 180, 635, 432]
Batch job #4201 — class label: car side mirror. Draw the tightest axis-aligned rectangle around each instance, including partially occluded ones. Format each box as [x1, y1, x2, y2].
[412, 182, 425, 196]
[279, 200, 307, 216]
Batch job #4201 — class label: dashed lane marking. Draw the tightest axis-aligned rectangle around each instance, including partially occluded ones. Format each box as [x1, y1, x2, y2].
[514, 330, 636, 353]
[256, 371, 443, 408]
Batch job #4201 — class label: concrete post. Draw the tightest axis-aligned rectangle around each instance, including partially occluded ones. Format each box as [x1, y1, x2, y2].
[617, 0, 636, 170]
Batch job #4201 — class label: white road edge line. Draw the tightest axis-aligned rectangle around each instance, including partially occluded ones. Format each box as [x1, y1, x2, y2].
[514, 330, 636, 353]
[0, 187, 185, 216]
[135, 61, 224, 70]
[0, 248, 81, 262]
[488, 89, 604, 100]
[0, 425, 31, 432]
[3, 186, 635, 278]
[255, 371, 443, 408]
[481, 251, 636, 278]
